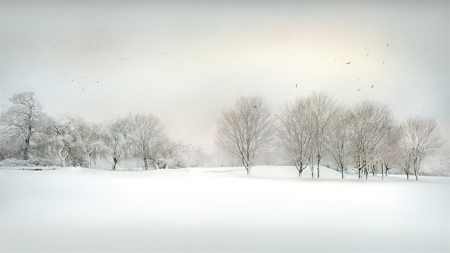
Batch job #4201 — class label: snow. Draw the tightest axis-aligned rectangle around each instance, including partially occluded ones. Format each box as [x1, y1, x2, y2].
[1, 166, 449, 252]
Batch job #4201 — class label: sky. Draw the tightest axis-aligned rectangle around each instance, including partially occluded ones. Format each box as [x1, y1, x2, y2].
[1, 1, 449, 153]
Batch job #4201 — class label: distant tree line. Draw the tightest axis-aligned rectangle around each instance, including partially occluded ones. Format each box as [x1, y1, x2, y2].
[0, 92, 199, 170]
[216, 92, 444, 180]
[0, 91, 446, 180]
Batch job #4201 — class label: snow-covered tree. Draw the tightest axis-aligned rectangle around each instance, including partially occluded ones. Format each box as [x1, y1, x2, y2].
[216, 96, 274, 176]
[0, 92, 42, 160]
[98, 119, 128, 170]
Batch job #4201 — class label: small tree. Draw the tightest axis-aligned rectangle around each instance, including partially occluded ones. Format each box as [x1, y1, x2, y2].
[216, 96, 274, 176]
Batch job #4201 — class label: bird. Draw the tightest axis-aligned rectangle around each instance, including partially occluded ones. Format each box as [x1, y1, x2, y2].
[346, 61, 351, 65]
[387, 44, 389, 46]
[83, 88, 84, 91]
[71, 80, 73, 82]
[97, 81, 99, 83]
[357, 89, 361, 91]
[121, 58, 123, 60]
[367, 54, 369, 56]
[165, 52, 167, 54]
[295, 84, 298, 88]
[382, 61, 384, 64]
[371, 85, 374, 88]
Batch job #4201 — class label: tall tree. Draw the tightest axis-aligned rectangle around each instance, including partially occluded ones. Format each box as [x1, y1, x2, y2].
[0, 92, 42, 160]
[305, 91, 337, 178]
[216, 96, 274, 176]
[325, 106, 351, 179]
[349, 101, 395, 179]
[278, 97, 314, 178]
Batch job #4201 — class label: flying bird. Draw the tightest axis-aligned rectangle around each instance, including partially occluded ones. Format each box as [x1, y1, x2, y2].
[382, 61, 385, 64]
[357, 89, 361, 91]
[346, 61, 351, 65]
[367, 54, 369, 56]
[97, 81, 99, 83]
[71, 80, 73, 82]
[295, 84, 298, 88]
[387, 44, 389, 46]
[371, 85, 374, 88]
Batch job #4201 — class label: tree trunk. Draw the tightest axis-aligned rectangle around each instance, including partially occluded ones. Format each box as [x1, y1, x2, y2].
[299, 169, 303, 178]
[341, 167, 345, 179]
[246, 167, 251, 176]
[358, 169, 361, 179]
[112, 158, 117, 170]
[59, 145, 70, 167]
[365, 169, 368, 179]
[144, 157, 148, 170]
[23, 136, 30, 160]
[381, 163, 384, 180]
[310, 165, 314, 179]
[415, 171, 418, 180]
[316, 159, 320, 179]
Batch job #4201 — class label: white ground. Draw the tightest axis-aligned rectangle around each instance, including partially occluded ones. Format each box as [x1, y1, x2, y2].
[1, 166, 449, 252]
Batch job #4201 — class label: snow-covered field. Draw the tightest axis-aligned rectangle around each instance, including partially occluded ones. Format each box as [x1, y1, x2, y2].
[1, 166, 449, 252]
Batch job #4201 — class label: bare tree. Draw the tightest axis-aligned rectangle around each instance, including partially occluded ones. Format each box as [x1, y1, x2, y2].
[325, 106, 351, 179]
[380, 125, 402, 180]
[0, 92, 42, 160]
[125, 113, 165, 170]
[401, 117, 441, 180]
[278, 97, 314, 178]
[216, 96, 274, 176]
[349, 101, 395, 179]
[305, 91, 337, 178]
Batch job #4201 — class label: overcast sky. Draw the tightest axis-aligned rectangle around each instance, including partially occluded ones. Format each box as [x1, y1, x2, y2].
[1, 1, 449, 153]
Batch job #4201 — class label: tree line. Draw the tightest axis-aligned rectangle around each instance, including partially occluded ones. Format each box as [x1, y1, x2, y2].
[216, 92, 443, 180]
[0, 91, 445, 179]
[0, 92, 197, 170]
